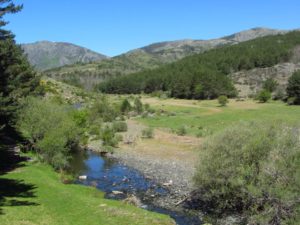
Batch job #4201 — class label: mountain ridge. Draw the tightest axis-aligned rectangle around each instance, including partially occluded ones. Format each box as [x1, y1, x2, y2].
[22, 41, 108, 70]
[44, 27, 296, 89]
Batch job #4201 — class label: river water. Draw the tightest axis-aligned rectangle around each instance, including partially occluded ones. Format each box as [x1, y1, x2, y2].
[71, 151, 202, 225]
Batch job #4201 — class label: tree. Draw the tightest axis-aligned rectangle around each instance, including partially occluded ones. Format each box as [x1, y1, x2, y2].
[0, 0, 22, 39]
[0, 1, 40, 128]
[257, 90, 271, 103]
[218, 95, 228, 106]
[286, 70, 300, 104]
[263, 78, 278, 93]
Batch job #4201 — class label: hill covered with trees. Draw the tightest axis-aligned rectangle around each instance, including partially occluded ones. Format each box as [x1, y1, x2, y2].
[98, 31, 300, 99]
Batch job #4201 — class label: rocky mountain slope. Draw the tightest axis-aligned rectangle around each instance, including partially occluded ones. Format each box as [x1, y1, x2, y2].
[22, 41, 108, 70]
[45, 27, 289, 89]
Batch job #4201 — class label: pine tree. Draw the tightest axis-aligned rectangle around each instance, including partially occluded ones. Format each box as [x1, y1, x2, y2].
[0, 1, 40, 127]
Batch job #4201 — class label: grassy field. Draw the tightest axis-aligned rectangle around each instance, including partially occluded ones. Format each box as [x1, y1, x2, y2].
[0, 160, 174, 225]
[138, 97, 300, 137]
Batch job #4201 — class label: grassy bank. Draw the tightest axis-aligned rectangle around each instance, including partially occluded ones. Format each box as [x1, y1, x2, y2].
[138, 97, 300, 136]
[0, 159, 174, 225]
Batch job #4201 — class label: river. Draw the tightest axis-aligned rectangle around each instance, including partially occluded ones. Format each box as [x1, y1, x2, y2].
[70, 151, 202, 225]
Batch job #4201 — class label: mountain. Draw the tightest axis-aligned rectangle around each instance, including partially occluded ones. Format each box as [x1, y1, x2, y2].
[45, 27, 289, 89]
[98, 31, 300, 99]
[22, 41, 108, 70]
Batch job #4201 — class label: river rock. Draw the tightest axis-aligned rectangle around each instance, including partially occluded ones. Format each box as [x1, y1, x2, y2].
[78, 175, 87, 180]
[112, 190, 124, 195]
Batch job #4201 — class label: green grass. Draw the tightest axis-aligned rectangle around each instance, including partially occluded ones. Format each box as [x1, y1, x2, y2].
[0, 160, 173, 225]
[138, 99, 300, 137]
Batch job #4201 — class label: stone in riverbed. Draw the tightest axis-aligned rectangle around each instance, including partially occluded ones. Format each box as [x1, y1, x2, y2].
[78, 175, 87, 180]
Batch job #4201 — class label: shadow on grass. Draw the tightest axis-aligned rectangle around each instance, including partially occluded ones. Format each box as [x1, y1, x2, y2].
[0, 126, 38, 215]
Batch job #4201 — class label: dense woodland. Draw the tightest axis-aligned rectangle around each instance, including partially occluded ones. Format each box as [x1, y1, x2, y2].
[98, 31, 300, 99]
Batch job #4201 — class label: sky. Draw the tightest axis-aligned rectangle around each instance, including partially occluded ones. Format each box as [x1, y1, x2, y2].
[4, 0, 300, 56]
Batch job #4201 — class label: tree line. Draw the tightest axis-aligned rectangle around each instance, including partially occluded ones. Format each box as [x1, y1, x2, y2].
[98, 31, 300, 99]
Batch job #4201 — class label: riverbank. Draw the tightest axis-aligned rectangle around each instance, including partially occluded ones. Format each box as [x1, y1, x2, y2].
[112, 120, 201, 211]
[0, 153, 174, 225]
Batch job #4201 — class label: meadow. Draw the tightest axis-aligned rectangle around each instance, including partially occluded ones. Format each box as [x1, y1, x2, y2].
[138, 97, 300, 137]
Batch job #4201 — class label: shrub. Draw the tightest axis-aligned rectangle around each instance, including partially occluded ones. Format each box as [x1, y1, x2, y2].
[89, 96, 119, 122]
[176, 125, 187, 136]
[193, 121, 300, 224]
[16, 97, 81, 170]
[134, 97, 143, 114]
[257, 89, 271, 103]
[100, 126, 118, 147]
[263, 78, 278, 93]
[120, 98, 132, 114]
[217, 95, 228, 106]
[287, 70, 300, 104]
[142, 127, 154, 138]
[112, 121, 128, 132]
[287, 97, 296, 105]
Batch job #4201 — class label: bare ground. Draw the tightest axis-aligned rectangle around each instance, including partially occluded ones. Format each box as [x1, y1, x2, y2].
[112, 120, 202, 209]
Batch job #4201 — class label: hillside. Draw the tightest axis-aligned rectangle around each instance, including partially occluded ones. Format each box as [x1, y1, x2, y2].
[22, 41, 108, 70]
[45, 27, 288, 89]
[98, 31, 300, 99]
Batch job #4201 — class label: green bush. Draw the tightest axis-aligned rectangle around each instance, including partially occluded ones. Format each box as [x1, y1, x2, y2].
[287, 70, 300, 104]
[134, 97, 143, 114]
[16, 97, 81, 170]
[120, 98, 132, 114]
[142, 127, 154, 138]
[100, 126, 118, 147]
[176, 125, 187, 136]
[193, 121, 300, 224]
[217, 95, 228, 106]
[112, 121, 128, 132]
[257, 89, 271, 103]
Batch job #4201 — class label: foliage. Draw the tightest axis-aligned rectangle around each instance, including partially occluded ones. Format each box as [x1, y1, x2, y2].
[89, 96, 119, 122]
[257, 89, 271, 103]
[100, 126, 118, 148]
[134, 97, 144, 114]
[176, 125, 187, 136]
[99, 31, 300, 99]
[0, 35, 40, 128]
[120, 98, 132, 114]
[217, 95, 228, 106]
[112, 121, 128, 132]
[142, 127, 154, 138]
[193, 121, 300, 224]
[16, 97, 81, 170]
[286, 70, 300, 104]
[263, 78, 278, 93]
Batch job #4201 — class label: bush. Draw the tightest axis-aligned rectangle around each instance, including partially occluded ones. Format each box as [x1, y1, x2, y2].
[287, 97, 296, 105]
[16, 97, 81, 170]
[217, 95, 228, 106]
[112, 121, 128, 132]
[142, 127, 154, 138]
[100, 126, 118, 147]
[193, 121, 300, 224]
[176, 125, 187, 136]
[257, 89, 271, 103]
[287, 70, 300, 104]
[120, 98, 132, 114]
[134, 97, 143, 114]
[263, 78, 278, 93]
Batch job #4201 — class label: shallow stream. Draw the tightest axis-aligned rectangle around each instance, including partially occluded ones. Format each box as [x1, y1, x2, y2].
[72, 151, 201, 225]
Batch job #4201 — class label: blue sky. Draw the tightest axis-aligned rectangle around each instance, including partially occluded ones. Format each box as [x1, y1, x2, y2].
[5, 0, 300, 56]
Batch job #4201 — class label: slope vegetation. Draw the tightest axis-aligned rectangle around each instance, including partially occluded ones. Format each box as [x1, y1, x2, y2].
[99, 31, 300, 99]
